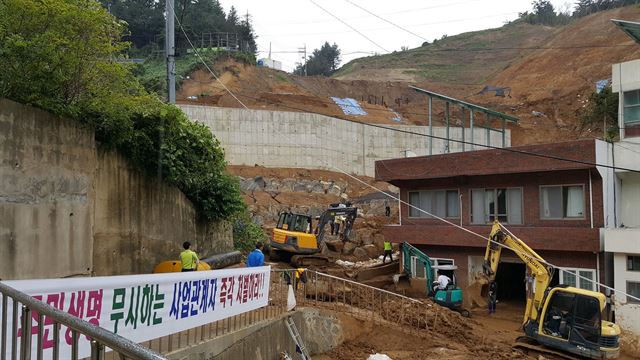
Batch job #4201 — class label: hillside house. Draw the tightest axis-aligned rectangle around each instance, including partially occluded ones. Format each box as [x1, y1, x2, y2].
[375, 140, 611, 305]
[605, 19, 640, 335]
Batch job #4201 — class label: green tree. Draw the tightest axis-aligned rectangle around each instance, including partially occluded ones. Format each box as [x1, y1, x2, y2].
[100, 0, 165, 50]
[0, 0, 246, 221]
[226, 6, 239, 30]
[294, 42, 341, 76]
[237, 12, 258, 55]
[579, 86, 619, 140]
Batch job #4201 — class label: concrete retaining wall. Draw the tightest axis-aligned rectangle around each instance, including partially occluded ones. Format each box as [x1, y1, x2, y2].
[0, 100, 95, 279]
[0, 99, 233, 279]
[167, 308, 346, 360]
[180, 105, 511, 177]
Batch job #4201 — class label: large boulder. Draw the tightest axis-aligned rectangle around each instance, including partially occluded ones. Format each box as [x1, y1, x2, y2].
[363, 244, 379, 258]
[353, 247, 369, 260]
[343, 241, 357, 255]
[373, 233, 386, 251]
[325, 240, 344, 253]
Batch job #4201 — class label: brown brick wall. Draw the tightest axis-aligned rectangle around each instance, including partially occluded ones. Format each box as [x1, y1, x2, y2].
[625, 124, 640, 138]
[397, 169, 603, 230]
[376, 139, 597, 182]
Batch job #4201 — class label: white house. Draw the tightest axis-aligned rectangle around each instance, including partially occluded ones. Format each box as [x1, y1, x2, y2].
[604, 19, 640, 337]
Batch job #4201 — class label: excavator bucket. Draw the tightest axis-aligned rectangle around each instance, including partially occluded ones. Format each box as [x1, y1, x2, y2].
[465, 274, 490, 308]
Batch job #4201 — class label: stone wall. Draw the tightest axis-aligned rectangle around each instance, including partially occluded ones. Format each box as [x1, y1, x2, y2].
[0, 99, 232, 280]
[180, 105, 511, 177]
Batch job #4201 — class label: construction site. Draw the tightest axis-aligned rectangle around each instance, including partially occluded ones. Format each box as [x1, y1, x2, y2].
[2, 1, 640, 360]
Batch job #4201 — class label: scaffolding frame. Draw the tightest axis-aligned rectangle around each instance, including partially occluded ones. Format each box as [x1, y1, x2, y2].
[411, 85, 518, 155]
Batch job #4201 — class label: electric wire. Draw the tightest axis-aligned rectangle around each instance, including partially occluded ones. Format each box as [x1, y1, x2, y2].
[308, 0, 389, 53]
[166, 0, 248, 109]
[330, 164, 640, 302]
[343, 0, 428, 41]
[216, 90, 640, 174]
[167, 7, 640, 301]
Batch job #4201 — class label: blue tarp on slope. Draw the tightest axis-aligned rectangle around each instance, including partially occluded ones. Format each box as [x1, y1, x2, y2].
[331, 97, 368, 116]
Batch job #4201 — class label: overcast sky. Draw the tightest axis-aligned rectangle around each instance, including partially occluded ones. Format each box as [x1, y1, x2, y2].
[218, 0, 573, 72]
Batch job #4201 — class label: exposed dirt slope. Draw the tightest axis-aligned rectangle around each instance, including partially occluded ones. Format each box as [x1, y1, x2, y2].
[178, 7, 640, 146]
[334, 22, 557, 85]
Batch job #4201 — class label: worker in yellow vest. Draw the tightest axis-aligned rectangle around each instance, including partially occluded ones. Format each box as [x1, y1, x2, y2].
[383, 241, 393, 263]
[180, 241, 199, 272]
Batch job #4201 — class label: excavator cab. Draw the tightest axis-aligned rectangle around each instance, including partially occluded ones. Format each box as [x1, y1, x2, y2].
[270, 206, 358, 266]
[479, 221, 620, 359]
[527, 287, 620, 359]
[272, 213, 317, 255]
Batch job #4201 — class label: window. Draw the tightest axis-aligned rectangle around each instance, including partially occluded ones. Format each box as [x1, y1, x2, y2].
[559, 268, 596, 291]
[627, 282, 640, 304]
[408, 190, 459, 218]
[470, 188, 522, 224]
[624, 90, 640, 124]
[540, 185, 585, 219]
[410, 256, 427, 278]
[627, 256, 640, 271]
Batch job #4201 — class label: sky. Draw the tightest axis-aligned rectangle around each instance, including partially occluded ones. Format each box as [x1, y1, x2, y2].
[218, 0, 573, 72]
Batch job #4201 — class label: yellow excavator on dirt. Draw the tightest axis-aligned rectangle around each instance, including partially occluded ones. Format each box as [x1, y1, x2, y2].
[269, 205, 358, 266]
[481, 221, 620, 359]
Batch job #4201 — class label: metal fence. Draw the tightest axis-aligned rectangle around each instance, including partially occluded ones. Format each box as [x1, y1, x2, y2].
[269, 269, 443, 334]
[1, 268, 437, 360]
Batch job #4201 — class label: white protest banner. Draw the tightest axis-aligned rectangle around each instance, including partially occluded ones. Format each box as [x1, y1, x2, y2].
[1, 266, 270, 359]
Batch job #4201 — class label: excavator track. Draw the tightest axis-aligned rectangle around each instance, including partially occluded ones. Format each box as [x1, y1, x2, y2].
[513, 336, 580, 360]
[290, 255, 330, 267]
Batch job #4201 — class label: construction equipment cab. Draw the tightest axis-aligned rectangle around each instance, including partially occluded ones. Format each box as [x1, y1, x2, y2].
[483, 221, 620, 359]
[270, 205, 358, 266]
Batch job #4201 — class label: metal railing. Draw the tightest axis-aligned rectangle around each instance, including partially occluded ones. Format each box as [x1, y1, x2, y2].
[0, 282, 166, 360]
[2, 268, 439, 360]
[269, 269, 445, 334]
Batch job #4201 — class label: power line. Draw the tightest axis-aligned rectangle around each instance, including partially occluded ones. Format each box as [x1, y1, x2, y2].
[213, 90, 640, 174]
[343, 0, 427, 41]
[165, 0, 639, 174]
[166, 0, 248, 109]
[331, 166, 640, 302]
[308, 0, 389, 53]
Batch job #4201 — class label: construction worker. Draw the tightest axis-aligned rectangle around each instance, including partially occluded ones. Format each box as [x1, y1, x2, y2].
[435, 273, 452, 292]
[246, 242, 265, 267]
[180, 241, 199, 272]
[488, 281, 498, 314]
[382, 240, 393, 263]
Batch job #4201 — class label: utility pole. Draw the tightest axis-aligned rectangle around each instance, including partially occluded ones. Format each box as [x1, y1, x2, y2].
[165, 0, 176, 104]
[297, 44, 307, 76]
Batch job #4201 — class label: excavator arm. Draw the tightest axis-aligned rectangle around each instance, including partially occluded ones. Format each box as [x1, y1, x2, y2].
[483, 221, 554, 324]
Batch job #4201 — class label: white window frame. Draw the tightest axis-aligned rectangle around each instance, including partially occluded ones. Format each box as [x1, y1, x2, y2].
[409, 256, 455, 279]
[626, 281, 640, 304]
[627, 255, 640, 272]
[469, 187, 524, 225]
[558, 267, 596, 291]
[407, 189, 460, 219]
[623, 89, 640, 125]
[539, 184, 586, 220]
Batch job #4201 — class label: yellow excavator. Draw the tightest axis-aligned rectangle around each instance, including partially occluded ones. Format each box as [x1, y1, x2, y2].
[482, 221, 620, 359]
[270, 205, 358, 266]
